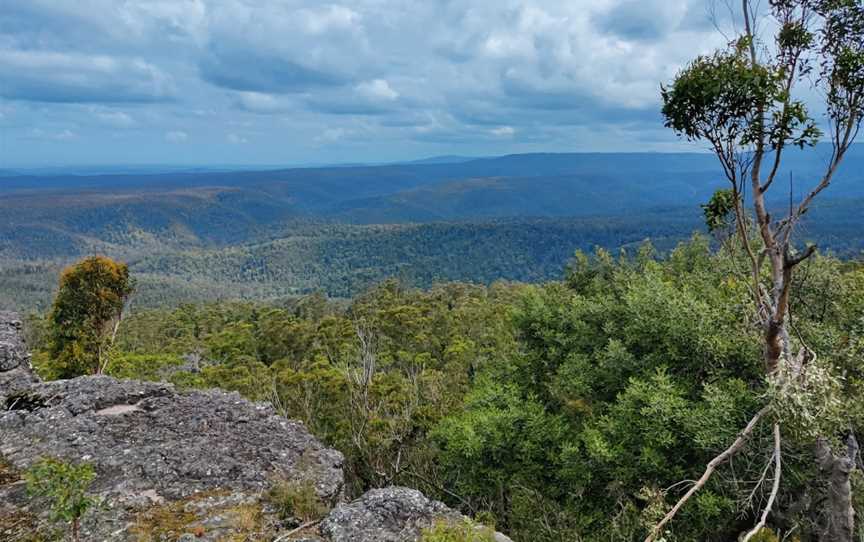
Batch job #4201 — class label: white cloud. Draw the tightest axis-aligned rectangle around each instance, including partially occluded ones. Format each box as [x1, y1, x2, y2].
[0, 49, 175, 103]
[490, 126, 516, 137]
[315, 127, 351, 144]
[235, 91, 292, 113]
[227, 133, 248, 144]
[28, 128, 77, 141]
[0, 0, 750, 160]
[54, 129, 77, 140]
[300, 5, 361, 35]
[94, 110, 135, 127]
[165, 130, 188, 143]
[355, 79, 399, 101]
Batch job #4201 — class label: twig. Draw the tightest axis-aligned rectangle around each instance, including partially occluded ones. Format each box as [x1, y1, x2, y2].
[404, 469, 475, 513]
[742, 423, 782, 541]
[663, 479, 697, 493]
[272, 519, 323, 542]
[743, 448, 775, 510]
[5, 396, 22, 411]
[644, 405, 769, 542]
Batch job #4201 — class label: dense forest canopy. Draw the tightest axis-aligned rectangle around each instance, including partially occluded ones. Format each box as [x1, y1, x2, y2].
[23, 240, 864, 541]
[1, 147, 863, 313]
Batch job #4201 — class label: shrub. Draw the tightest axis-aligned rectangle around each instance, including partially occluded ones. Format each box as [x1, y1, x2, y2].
[25, 458, 97, 542]
[265, 479, 329, 523]
[747, 528, 779, 542]
[421, 518, 497, 542]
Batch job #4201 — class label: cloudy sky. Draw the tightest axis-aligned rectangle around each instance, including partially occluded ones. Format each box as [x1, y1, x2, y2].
[0, 0, 735, 166]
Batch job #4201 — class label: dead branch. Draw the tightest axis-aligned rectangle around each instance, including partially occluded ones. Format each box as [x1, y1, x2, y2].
[273, 519, 323, 542]
[744, 447, 776, 511]
[644, 405, 770, 542]
[742, 423, 783, 542]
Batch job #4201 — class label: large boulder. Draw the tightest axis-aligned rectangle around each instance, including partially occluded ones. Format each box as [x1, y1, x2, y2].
[0, 311, 344, 541]
[320, 487, 513, 542]
[1, 377, 345, 501]
[0, 376, 344, 540]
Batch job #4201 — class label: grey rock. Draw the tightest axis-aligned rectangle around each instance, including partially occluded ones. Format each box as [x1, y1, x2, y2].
[319, 487, 513, 542]
[0, 311, 38, 405]
[0, 311, 30, 372]
[0, 367, 40, 406]
[2, 375, 344, 503]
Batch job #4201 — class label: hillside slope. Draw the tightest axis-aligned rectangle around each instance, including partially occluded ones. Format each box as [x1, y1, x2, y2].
[1, 150, 861, 311]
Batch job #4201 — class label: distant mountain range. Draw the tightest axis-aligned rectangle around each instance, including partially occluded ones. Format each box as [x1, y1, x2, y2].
[1, 148, 861, 310]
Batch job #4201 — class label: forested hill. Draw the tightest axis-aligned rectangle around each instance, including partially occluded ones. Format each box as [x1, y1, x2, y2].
[1, 149, 862, 311]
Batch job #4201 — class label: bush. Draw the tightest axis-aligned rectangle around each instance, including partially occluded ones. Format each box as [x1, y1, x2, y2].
[421, 518, 497, 542]
[25, 457, 97, 542]
[265, 479, 329, 523]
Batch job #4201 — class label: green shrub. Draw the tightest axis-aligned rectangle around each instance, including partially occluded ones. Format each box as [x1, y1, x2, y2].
[104, 353, 184, 382]
[25, 457, 97, 542]
[265, 479, 329, 522]
[421, 518, 497, 542]
[747, 528, 779, 542]
[47, 256, 134, 377]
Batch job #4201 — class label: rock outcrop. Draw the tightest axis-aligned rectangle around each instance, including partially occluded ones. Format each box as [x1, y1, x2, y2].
[1, 376, 345, 540]
[0, 311, 38, 404]
[0, 312, 511, 541]
[321, 487, 513, 542]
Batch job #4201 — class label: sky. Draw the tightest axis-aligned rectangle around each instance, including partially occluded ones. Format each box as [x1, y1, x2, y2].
[0, 0, 739, 167]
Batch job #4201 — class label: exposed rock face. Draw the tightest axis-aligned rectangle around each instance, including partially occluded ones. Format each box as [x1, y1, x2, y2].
[0, 311, 29, 371]
[816, 435, 858, 542]
[1, 312, 345, 540]
[2, 377, 345, 500]
[0, 311, 38, 404]
[321, 487, 514, 542]
[1, 376, 344, 540]
[0, 312, 511, 542]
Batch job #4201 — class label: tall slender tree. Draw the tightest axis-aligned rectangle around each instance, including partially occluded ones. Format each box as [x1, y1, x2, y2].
[649, 1, 864, 541]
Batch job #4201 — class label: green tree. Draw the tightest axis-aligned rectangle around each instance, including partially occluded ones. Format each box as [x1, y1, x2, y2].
[48, 256, 135, 377]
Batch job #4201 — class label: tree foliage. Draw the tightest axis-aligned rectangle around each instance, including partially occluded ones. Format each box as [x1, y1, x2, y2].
[47, 256, 135, 377]
[33, 241, 861, 541]
[660, 2, 864, 539]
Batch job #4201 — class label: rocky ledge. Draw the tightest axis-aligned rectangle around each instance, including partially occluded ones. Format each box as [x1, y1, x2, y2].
[321, 487, 513, 542]
[0, 311, 511, 542]
[0, 311, 38, 404]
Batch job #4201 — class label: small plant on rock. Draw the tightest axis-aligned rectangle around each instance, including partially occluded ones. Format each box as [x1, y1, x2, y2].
[25, 457, 97, 542]
[265, 479, 329, 524]
[421, 518, 497, 542]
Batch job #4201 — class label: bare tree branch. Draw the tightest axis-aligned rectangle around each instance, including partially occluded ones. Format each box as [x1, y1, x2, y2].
[644, 406, 770, 542]
[742, 423, 783, 542]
